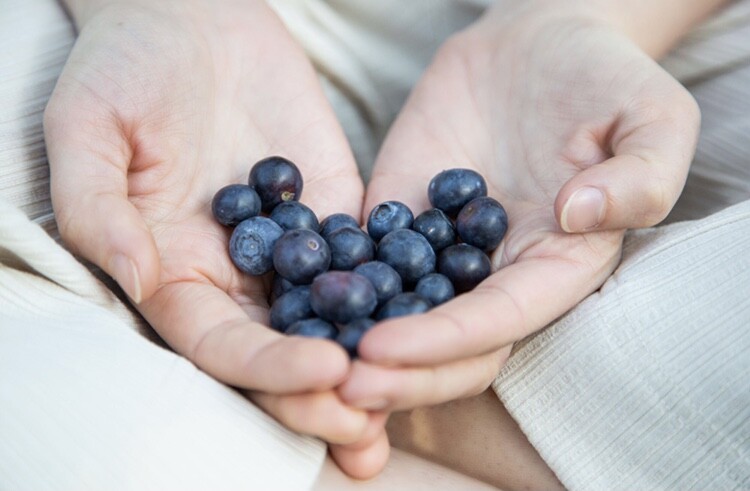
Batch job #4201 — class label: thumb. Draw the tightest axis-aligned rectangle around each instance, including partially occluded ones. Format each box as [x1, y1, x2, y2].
[555, 95, 700, 233]
[44, 104, 160, 304]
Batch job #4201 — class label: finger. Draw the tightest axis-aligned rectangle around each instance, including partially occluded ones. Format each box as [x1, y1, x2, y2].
[556, 91, 700, 232]
[139, 281, 350, 392]
[329, 414, 391, 480]
[249, 391, 370, 445]
[338, 349, 510, 412]
[44, 98, 160, 304]
[358, 234, 621, 366]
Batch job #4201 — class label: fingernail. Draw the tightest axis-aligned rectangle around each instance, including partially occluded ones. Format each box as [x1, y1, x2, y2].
[561, 187, 606, 232]
[109, 254, 142, 303]
[352, 398, 388, 410]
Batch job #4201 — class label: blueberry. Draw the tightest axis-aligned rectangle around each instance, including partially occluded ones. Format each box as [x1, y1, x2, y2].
[353, 261, 402, 307]
[327, 227, 376, 270]
[376, 292, 432, 320]
[211, 184, 262, 226]
[412, 208, 456, 252]
[336, 318, 376, 358]
[367, 201, 414, 242]
[310, 271, 378, 324]
[269, 286, 314, 332]
[456, 197, 508, 251]
[428, 168, 487, 216]
[319, 213, 361, 240]
[438, 244, 491, 293]
[273, 229, 331, 285]
[248, 156, 303, 213]
[415, 273, 455, 306]
[286, 318, 338, 340]
[269, 201, 319, 232]
[270, 274, 295, 303]
[229, 216, 284, 275]
[377, 229, 436, 285]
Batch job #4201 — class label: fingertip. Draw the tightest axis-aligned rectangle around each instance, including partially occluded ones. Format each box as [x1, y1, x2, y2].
[558, 185, 607, 233]
[329, 430, 391, 480]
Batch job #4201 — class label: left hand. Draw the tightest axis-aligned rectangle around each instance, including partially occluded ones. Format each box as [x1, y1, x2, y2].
[338, 3, 700, 411]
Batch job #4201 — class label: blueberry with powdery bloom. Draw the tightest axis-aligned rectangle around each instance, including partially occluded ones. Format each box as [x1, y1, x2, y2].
[248, 156, 303, 213]
[438, 244, 491, 293]
[270, 274, 295, 303]
[415, 273, 455, 306]
[310, 271, 378, 324]
[377, 229, 436, 285]
[269, 286, 314, 332]
[456, 196, 508, 251]
[376, 292, 432, 320]
[353, 261, 402, 308]
[319, 213, 360, 241]
[336, 318, 376, 358]
[211, 184, 261, 226]
[412, 208, 456, 252]
[269, 201, 319, 232]
[367, 201, 414, 242]
[286, 318, 338, 340]
[428, 168, 487, 217]
[229, 216, 284, 275]
[327, 227, 376, 270]
[273, 229, 331, 285]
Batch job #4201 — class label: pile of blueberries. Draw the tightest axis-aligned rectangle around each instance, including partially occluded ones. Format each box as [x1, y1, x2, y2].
[212, 156, 508, 357]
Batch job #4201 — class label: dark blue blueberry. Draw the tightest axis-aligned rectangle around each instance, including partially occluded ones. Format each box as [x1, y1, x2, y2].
[353, 261, 402, 307]
[211, 184, 262, 226]
[438, 244, 491, 293]
[412, 208, 456, 252]
[428, 168, 487, 216]
[456, 197, 508, 251]
[229, 216, 284, 275]
[377, 229, 436, 285]
[310, 271, 378, 324]
[319, 213, 360, 240]
[270, 274, 295, 303]
[273, 229, 331, 285]
[367, 201, 414, 242]
[269, 201, 319, 232]
[327, 227, 376, 270]
[376, 293, 432, 320]
[336, 318, 376, 358]
[248, 156, 303, 213]
[415, 273, 455, 306]
[286, 318, 338, 340]
[269, 286, 313, 332]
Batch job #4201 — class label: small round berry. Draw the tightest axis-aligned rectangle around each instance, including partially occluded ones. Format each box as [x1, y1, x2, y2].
[353, 261, 403, 307]
[412, 208, 456, 252]
[456, 197, 508, 251]
[269, 201, 319, 232]
[211, 184, 261, 226]
[328, 227, 376, 270]
[229, 216, 284, 275]
[376, 293, 432, 320]
[248, 156, 303, 213]
[310, 271, 378, 324]
[367, 201, 414, 242]
[319, 213, 360, 240]
[377, 229, 436, 285]
[428, 168, 487, 216]
[438, 244, 491, 293]
[415, 273, 455, 306]
[269, 286, 314, 332]
[286, 318, 338, 340]
[273, 229, 331, 285]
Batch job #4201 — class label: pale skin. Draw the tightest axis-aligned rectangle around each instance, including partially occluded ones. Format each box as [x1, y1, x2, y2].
[46, 0, 727, 484]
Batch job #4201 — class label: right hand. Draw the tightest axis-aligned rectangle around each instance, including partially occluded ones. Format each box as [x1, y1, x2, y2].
[45, 0, 388, 477]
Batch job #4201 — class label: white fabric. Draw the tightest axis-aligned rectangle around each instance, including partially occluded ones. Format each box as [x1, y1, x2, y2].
[2, 0, 750, 489]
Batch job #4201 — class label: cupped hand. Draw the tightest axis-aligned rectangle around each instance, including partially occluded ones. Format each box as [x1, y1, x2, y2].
[340, 5, 700, 411]
[44, 0, 387, 476]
